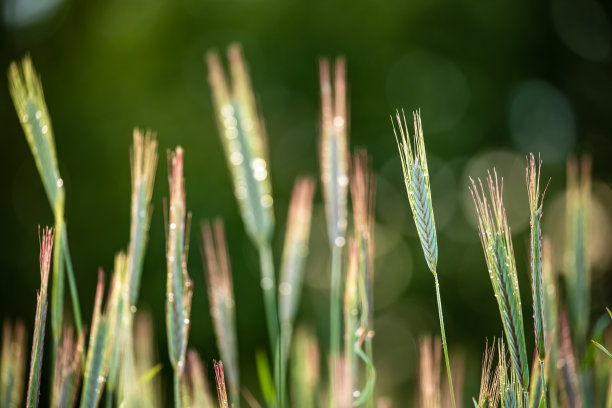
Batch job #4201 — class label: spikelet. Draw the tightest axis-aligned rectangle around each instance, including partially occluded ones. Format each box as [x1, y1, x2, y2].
[52, 327, 84, 408]
[279, 178, 315, 357]
[80, 270, 110, 408]
[564, 155, 591, 352]
[184, 351, 215, 408]
[526, 153, 548, 363]
[475, 339, 499, 408]
[319, 57, 349, 248]
[392, 110, 438, 274]
[201, 219, 239, 406]
[165, 147, 193, 379]
[418, 336, 442, 408]
[291, 327, 320, 408]
[206, 45, 274, 247]
[128, 129, 158, 306]
[1, 320, 26, 408]
[469, 172, 529, 389]
[214, 361, 230, 408]
[350, 150, 376, 332]
[26, 227, 53, 408]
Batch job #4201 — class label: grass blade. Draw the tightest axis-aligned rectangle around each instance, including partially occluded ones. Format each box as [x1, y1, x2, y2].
[319, 57, 349, 406]
[165, 148, 193, 408]
[393, 110, 455, 407]
[290, 327, 320, 408]
[184, 350, 215, 408]
[214, 361, 230, 408]
[1, 320, 27, 408]
[80, 271, 111, 408]
[201, 219, 240, 407]
[26, 227, 53, 408]
[128, 129, 158, 306]
[419, 336, 441, 408]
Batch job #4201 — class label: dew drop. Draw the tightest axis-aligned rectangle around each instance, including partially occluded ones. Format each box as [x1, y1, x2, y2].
[35, 110, 42, 120]
[56, 178, 63, 188]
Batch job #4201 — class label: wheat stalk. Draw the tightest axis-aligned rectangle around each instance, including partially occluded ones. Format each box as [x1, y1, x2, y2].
[393, 109, 455, 407]
[207, 46, 282, 403]
[318, 57, 349, 405]
[26, 227, 53, 408]
[165, 147, 193, 408]
[201, 219, 240, 407]
[1, 320, 26, 408]
[419, 336, 442, 408]
[469, 172, 530, 391]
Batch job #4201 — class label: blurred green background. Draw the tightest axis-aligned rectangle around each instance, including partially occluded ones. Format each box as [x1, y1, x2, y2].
[2, 0, 612, 405]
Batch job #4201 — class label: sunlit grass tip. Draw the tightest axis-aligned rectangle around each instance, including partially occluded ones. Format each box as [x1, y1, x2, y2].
[469, 171, 529, 390]
[128, 129, 158, 306]
[214, 360, 230, 408]
[26, 226, 53, 408]
[201, 219, 239, 407]
[165, 147, 193, 408]
[319, 57, 349, 248]
[206, 45, 274, 247]
[392, 109, 437, 273]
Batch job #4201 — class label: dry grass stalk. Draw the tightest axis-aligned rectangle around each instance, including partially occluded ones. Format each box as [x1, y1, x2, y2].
[52, 327, 84, 408]
[201, 219, 239, 406]
[343, 239, 359, 400]
[214, 361, 230, 408]
[469, 172, 529, 390]
[206, 45, 274, 247]
[1, 320, 26, 408]
[166, 147, 193, 407]
[26, 227, 54, 408]
[419, 336, 442, 408]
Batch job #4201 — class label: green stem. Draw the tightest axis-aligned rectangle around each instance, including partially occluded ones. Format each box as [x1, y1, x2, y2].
[61, 231, 83, 334]
[329, 244, 343, 408]
[434, 273, 456, 408]
[174, 370, 182, 408]
[539, 359, 547, 408]
[365, 336, 375, 408]
[258, 243, 282, 407]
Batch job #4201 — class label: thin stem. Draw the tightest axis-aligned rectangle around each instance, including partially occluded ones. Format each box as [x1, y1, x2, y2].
[434, 273, 456, 408]
[329, 244, 343, 407]
[174, 370, 182, 408]
[539, 359, 547, 407]
[365, 336, 375, 408]
[61, 231, 83, 334]
[258, 242, 282, 407]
